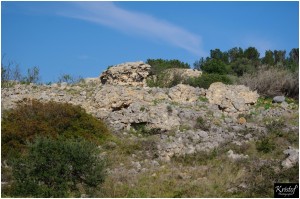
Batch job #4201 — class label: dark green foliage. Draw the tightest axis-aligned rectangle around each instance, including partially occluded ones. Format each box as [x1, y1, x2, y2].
[274, 50, 286, 66]
[184, 73, 233, 89]
[146, 58, 190, 75]
[228, 47, 244, 62]
[244, 47, 260, 62]
[10, 137, 105, 197]
[201, 59, 230, 75]
[167, 105, 173, 114]
[230, 58, 255, 76]
[1, 100, 110, 160]
[261, 50, 275, 66]
[210, 49, 229, 64]
[256, 137, 276, 153]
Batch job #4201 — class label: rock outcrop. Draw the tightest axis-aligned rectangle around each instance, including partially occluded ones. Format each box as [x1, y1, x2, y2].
[100, 61, 151, 87]
[281, 147, 299, 169]
[206, 82, 259, 114]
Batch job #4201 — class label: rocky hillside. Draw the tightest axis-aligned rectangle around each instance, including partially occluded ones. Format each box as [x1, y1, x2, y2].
[2, 61, 299, 197]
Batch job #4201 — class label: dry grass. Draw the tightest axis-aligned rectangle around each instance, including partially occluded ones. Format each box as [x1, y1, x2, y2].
[239, 66, 299, 98]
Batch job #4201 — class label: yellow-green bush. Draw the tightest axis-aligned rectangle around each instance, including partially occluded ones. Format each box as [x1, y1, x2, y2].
[1, 100, 110, 159]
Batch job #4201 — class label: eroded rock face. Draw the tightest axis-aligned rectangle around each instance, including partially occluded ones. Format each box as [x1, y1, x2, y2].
[168, 84, 205, 103]
[100, 61, 151, 87]
[206, 82, 259, 114]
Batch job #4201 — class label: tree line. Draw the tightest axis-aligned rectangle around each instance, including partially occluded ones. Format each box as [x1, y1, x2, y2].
[194, 47, 299, 76]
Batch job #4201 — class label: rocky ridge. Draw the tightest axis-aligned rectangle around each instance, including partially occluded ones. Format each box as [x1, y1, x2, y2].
[1, 61, 298, 164]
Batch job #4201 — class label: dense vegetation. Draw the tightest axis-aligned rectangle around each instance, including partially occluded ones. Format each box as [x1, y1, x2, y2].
[146, 47, 299, 98]
[9, 137, 105, 197]
[2, 100, 110, 160]
[1, 100, 111, 197]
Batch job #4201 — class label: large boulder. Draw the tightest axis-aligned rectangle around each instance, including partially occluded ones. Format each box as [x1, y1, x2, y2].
[100, 61, 151, 87]
[168, 84, 205, 103]
[206, 82, 259, 113]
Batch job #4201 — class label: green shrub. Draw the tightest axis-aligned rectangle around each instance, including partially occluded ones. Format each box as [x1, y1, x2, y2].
[145, 59, 192, 88]
[230, 58, 255, 76]
[185, 73, 233, 89]
[146, 58, 190, 76]
[256, 137, 275, 153]
[201, 59, 231, 75]
[1, 100, 110, 160]
[10, 137, 105, 197]
[194, 116, 210, 131]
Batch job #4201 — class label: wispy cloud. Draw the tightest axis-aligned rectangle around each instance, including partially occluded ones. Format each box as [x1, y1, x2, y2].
[58, 2, 204, 55]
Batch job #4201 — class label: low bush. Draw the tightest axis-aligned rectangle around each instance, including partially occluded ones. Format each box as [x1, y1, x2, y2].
[194, 116, 210, 131]
[146, 71, 184, 88]
[239, 66, 299, 98]
[256, 137, 276, 153]
[146, 58, 190, 76]
[1, 100, 110, 160]
[184, 73, 233, 89]
[9, 137, 105, 197]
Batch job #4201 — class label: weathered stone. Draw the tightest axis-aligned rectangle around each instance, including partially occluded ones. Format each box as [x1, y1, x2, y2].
[206, 82, 259, 113]
[168, 84, 203, 103]
[100, 61, 151, 87]
[273, 96, 285, 103]
[281, 147, 299, 169]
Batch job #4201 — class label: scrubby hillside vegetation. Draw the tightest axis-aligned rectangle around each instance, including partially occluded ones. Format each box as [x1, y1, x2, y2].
[1, 46, 299, 198]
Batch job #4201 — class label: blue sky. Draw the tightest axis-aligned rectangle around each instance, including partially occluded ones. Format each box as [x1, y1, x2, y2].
[1, 1, 299, 83]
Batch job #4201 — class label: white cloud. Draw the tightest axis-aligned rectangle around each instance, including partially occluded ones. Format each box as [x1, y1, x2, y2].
[59, 2, 204, 55]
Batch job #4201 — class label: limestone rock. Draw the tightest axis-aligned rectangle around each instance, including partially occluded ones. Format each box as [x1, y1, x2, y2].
[168, 84, 204, 103]
[282, 147, 299, 169]
[100, 61, 151, 87]
[273, 96, 285, 103]
[227, 150, 249, 161]
[206, 82, 259, 113]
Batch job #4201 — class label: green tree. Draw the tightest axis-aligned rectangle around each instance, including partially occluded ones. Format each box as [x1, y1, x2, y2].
[244, 47, 260, 62]
[228, 47, 244, 63]
[210, 49, 229, 64]
[201, 59, 230, 75]
[230, 58, 255, 76]
[11, 137, 106, 197]
[286, 48, 299, 71]
[274, 50, 286, 66]
[289, 48, 299, 64]
[262, 50, 275, 66]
